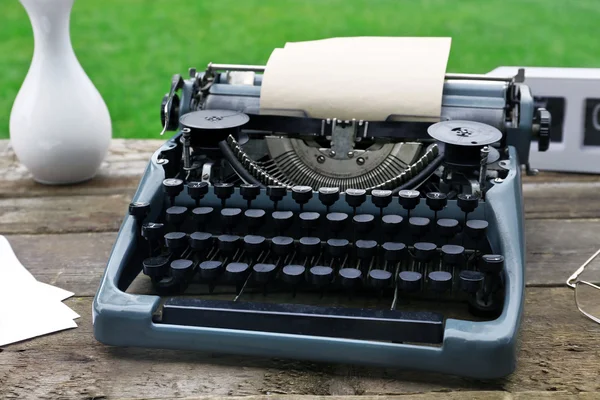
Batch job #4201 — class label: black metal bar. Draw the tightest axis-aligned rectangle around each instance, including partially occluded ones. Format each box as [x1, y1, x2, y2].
[160, 298, 444, 344]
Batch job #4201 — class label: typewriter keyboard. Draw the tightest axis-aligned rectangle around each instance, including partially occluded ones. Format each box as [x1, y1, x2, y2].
[129, 181, 505, 344]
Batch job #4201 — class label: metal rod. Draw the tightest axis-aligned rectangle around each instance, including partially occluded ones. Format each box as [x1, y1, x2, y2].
[479, 146, 490, 199]
[205, 63, 514, 82]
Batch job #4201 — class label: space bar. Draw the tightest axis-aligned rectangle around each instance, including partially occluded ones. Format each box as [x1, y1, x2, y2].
[160, 298, 444, 344]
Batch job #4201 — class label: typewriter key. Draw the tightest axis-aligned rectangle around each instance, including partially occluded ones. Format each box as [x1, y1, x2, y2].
[398, 190, 420, 219]
[142, 256, 169, 278]
[220, 208, 242, 233]
[371, 189, 393, 211]
[399, 271, 422, 292]
[240, 183, 261, 208]
[170, 259, 194, 279]
[345, 188, 367, 215]
[142, 222, 165, 256]
[437, 218, 459, 242]
[243, 235, 267, 256]
[267, 185, 287, 210]
[214, 182, 235, 208]
[162, 178, 184, 206]
[225, 262, 250, 281]
[428, 271, 453, 293]
[441, 244, 465, 265]
[245, 209, 266, 233]
[271, 236, 295, 257]
[457, 193, 480, 222]
[369, 269, 392, 289]
[326, 238, 350, 259]
[166, 206, 187, 229]
[282, 265, 306, 295]
[382, 242, 407, 262]
[353, 214, 375, 235]
[189, 231, 213, 251]
[459, 270, 484, 293]
[187, 181, 209, 207]
[291, 185, 313, 211]
[217, 234, 240, 255]
[465, 220, 489, 249]
[409, 217, 431, 240]
[272, 210, 294, 234]
[298, 237, 321, 258]
[338, 268, 362, 289]
[253, 263, 277, 284]
[382, 214, 403, 237]
[413, 242, 437, 263]
[129, 202, 150, 226]
[199, 260, 224, 281]
[479, 254, 504, 274]
[309, 265, 334, 287]
[426, 192, 447, 221]
[326, 212, 348, 236]
[356, 239, 378, 260]
[192, 206, 214, 230]
[318, 187, 340, 212]
[299, 212, 320, 235]
[164, 231, 188, 252]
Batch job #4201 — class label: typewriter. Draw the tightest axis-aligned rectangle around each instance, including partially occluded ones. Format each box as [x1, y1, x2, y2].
[93, 59, 551, 378]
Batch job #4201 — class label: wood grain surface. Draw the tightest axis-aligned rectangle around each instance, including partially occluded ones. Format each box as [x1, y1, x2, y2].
[1, 139, 600, 400]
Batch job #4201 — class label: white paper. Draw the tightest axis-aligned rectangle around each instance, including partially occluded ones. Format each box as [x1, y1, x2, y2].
[260, 37, 452, 121]
[0, 235, 78, 346]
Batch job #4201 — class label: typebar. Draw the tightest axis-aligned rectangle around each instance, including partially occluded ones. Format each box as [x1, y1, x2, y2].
[160, 298, 444, 344]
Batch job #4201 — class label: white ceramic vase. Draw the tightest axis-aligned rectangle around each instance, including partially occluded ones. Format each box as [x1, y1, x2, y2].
[10, 0, 111, 185]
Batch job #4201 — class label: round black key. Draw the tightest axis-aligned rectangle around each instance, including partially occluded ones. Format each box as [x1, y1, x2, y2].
[441, 244, 465, 264]
[428, 271, 453, 292]
[170, 259, 194, 279]
[189, 232, 213, 251]
[245, 209, 266, 231]
[479, 254, 504, 274]
[382, 242, 406, 261]
[345, 188, 367, 209]
[272, 210, 294, 233]
[240, 183, 260, 205]
[398, 190, 420, 210]
[371, 189, 393, 209]
[291, 185, 313, 207]
[164, 231, 188, 251]
[457, 193, 480, 214]
[459, 270, 484, 293]
[192, 207, 213, 228]
[355, 239, 377, 259]
[409, 217, 431, 237]
[187, 181, 209, 204]
[281, 265, 305, 285]
[298, 237, 321, 257]
[253, 263, 277, 284]
[413, 242, 437, 262]
[142, 256, 169, 278]
[425, 192, 448, 212]
[437, 218, 459, 239]
[163, 178, 184, 198]
[369, 269, 392, 289]
[309, 265, 333, 287]
[267, 185, 287, 205]
[326, 238, 349, 259]
[338, 268, 362, 289]
[399, 271, 423, 292]
[142, 222, 165, 241]
[225, 262, 250, 282]
[465, 220, 489, 240]
[213, 182, 235, 204]
[217, 234, 240, 254]
[199, 260, 223, 280]
[244, 235, 266, 255]
[318, 187, 340, 208]
[271, 236, 294, 256]
[326, 212, 348, 234]
[129, 202, 150, 222]
[220, 208, 242, 229]
[382, 214, 403, 235]
[299, 212, 320, 232]
[353, 214, 375, 234]
[166, 206, 187, 227]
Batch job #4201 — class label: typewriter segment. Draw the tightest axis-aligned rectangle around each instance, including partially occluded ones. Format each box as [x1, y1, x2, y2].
[94, 64, 550, 379]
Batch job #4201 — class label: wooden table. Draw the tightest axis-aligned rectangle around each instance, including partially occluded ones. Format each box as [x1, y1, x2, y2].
[1, 139, 599, 400]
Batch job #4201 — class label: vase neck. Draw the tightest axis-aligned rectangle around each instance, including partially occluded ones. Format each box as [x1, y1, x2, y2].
[21, 0, 77, 60]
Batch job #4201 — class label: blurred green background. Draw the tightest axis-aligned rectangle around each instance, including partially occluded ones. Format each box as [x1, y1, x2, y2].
[2, 0, 599, 139]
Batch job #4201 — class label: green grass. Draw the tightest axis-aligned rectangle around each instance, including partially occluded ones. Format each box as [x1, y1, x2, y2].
[2, 0, 600, 139]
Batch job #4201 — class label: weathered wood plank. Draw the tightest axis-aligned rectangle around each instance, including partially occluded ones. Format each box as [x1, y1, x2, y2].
[1, 288, 598, 399]
[5, 218, 600, 297]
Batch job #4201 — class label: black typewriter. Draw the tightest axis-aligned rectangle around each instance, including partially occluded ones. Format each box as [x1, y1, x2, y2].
[93, 63, 551, 378]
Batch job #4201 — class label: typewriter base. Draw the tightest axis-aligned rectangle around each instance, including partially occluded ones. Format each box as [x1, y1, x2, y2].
[93, 137, 524, 379]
